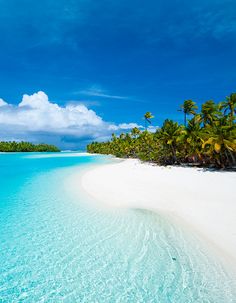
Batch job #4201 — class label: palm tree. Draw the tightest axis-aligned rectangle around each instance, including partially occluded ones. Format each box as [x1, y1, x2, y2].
[219, 93, 236, 124]
[202, 120, 236, 168]
[157, 119, 184, 164]
[87, 92, 235, 169]
[137, 130, 157, 161]
[144, 112, 154, 130]
[119, 133, 125, 140]
[131, 127, 141, 138]
[201, 100, 220, 126]
[179, 100, 198, 127]
[181, 116, 203, 163]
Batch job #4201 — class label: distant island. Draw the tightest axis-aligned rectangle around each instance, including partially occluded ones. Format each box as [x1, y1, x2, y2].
[87, 93, 236, 169]
[0, 141, 60, 152]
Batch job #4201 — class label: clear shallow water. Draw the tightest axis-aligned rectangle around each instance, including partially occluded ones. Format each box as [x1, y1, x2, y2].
[0, 153, 235, 303]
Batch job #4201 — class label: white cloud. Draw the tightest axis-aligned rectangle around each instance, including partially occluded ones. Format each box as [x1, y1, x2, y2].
[0, 91, 103, 132]
[0, 98, 8, 107]
[0, 91, 140, 148]
[108, 123, 142, 131]
[147, 125, 159, 132]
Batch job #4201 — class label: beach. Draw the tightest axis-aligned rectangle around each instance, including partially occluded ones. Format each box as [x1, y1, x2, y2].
[80, 159, 236, 269]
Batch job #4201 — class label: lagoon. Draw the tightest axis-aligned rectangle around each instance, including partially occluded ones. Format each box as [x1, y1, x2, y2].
[0, 153, 235, 302]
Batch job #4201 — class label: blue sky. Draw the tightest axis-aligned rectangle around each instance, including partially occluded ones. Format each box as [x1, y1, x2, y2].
[0, 0, 235, 148]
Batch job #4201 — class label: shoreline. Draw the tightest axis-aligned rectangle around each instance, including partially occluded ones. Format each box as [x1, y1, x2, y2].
[77, 158, 236, 272]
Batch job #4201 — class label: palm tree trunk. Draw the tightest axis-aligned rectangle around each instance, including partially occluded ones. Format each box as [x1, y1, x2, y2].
[228, 150, 236, 166]
[171, 145, 177, 163]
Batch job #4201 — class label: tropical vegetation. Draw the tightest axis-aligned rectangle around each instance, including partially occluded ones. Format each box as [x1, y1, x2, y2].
[87, 93, 236, 169]
[0, 141, 60, 152]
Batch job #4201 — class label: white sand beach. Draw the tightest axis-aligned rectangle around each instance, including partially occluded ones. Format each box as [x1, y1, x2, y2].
[80, 159, 236, 267]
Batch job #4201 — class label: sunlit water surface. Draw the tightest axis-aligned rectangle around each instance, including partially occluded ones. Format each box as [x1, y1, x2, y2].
[0, 153, 235, 302]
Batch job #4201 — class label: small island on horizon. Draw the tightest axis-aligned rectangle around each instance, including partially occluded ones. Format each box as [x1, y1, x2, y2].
[0, 141, 60, 152]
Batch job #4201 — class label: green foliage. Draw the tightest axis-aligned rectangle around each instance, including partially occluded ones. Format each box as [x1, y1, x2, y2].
[0, 141, 60, 152]
[219, 92, 236, 123]
[87, 93, 236, 169]
[201, 100, 221, 126]
[179, 100, 198, 126]
[144, 111, 154, 129]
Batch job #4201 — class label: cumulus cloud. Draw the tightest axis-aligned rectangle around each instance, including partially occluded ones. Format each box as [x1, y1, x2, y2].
[0, 91, 140, 149]
[0, 99, 8, 107]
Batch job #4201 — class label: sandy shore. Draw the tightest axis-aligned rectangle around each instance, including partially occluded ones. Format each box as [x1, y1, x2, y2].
[80, 159, 236, 266]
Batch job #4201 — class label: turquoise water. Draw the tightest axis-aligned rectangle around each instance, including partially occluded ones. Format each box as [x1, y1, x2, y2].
[0, 153, 235, 302]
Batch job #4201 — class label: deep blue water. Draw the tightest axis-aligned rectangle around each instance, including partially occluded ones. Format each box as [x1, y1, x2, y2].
[0, 153, 235, 302]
